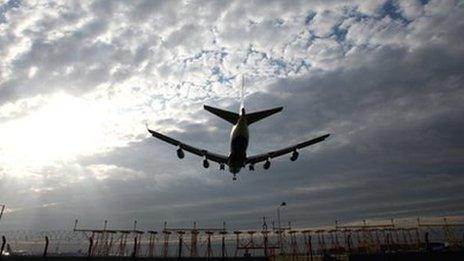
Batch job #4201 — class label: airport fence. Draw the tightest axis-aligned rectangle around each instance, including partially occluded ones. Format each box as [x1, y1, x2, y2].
[0, 217, 463, 259]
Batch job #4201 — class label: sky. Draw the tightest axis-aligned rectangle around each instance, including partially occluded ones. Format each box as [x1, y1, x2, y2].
[0, 0, 463, 231]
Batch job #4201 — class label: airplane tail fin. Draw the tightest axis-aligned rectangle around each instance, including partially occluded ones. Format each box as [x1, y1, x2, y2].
[204, 105, 240, 124]
[204, 76, 282, 125]
[246, 107, 283, 125]
[240, 75, 245, 110]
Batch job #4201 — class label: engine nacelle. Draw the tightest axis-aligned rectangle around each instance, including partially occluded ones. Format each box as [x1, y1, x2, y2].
[249, 164, 255, 171]
[176, 148, 185, 159]
[203, 159, 210, 168]
[290, 150, 299, 161]
[263, 160, 271, 170]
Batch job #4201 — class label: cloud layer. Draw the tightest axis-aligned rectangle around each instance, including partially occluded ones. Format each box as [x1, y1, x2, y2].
[0, 0, 463, 230]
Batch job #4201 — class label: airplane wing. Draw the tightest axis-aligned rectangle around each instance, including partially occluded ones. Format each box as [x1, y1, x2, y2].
[147, 128, 228, 164]
[246, 134, 330, 164]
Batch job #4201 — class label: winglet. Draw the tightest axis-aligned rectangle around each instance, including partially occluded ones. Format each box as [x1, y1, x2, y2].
[146, 124, 156, 136]
[146, 122, 153, 135]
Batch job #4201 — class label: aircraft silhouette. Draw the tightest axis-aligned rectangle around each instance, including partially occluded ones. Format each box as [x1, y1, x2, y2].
[148, 78, 330, 180]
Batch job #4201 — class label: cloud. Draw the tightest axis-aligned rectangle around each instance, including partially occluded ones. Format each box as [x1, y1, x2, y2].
[0, 0, 463, 230]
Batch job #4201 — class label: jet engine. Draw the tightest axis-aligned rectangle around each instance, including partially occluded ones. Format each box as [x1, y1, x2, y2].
[203, 159, 210, 168]
[263, 160, 271, 170]
[176, 148, 185, 159]
[290, 150, 299, 161]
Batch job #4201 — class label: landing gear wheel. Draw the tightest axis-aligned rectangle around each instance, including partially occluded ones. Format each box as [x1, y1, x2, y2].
[233, 174, 237, 181]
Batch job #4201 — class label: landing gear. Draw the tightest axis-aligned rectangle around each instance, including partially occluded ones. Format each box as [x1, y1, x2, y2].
[249, 164, 255, 171]
[233, 174, 237, 181]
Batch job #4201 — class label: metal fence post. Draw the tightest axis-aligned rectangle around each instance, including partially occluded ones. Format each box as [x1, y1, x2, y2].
[132, 236, 137, 259]
[178, 234, 183, 260]
[425, 232, 430, 252]
[88, 237, 94, 258]
[0, 236, 6, 258]
[43, 236, 49, 258]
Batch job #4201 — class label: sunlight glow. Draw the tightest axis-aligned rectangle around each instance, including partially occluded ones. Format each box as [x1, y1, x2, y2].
[0, 93, 120, 176]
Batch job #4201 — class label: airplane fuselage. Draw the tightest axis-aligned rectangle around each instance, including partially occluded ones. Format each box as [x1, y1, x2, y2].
[228, 108, 249, 173]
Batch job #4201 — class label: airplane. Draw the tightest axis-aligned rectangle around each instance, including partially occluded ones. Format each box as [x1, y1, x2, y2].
[147, 79, 330, 181]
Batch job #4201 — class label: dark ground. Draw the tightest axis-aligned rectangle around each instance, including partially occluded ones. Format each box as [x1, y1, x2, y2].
[1, 251, 464, 261]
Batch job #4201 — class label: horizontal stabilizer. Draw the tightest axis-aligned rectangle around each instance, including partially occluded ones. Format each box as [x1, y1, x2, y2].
[246, 107, 283, 125]
[204, 105, 240, 124]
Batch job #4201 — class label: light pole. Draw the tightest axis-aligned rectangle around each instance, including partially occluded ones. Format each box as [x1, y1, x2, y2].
[277, 202, 286, 255]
